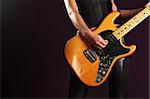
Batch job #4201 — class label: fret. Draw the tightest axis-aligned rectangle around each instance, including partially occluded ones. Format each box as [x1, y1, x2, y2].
[141, 11, 147, 16]
[132, 16, 140, 25]
[135, 16, 141, 22]
[112, 7, 149, 40]
[133, 14, 142, 22]
[141, 11, 148, 17]
[124, 23, 130, 31]
[123, 23, 133, 34]
[138, 12, 144, 19]
[143, 7, 150, 15]
[126, 21, 134, 29]
[130, 18, 137, 25]
[125, 21, 133, 29]
[142, 9, 148, 15]
[139, 10, 148, 19]
[120, 25, 128, 33]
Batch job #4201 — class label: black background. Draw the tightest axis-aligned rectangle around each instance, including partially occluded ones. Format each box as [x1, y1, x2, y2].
[1, 0, 149, 98]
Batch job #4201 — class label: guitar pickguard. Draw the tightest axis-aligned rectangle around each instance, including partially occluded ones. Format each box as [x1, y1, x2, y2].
[95, 30, 130, 83]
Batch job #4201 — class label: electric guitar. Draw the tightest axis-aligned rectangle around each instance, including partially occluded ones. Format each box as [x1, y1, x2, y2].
[64, 7, 150, 86]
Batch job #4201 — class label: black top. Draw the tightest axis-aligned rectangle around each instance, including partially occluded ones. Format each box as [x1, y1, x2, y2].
[76, 0, 112, 28]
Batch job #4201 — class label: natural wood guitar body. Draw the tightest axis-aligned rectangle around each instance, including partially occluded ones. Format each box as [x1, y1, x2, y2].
[64, 11, 137, 86]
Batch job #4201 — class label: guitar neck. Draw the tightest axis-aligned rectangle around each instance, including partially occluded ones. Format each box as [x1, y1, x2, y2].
[113, 7, 150, 40]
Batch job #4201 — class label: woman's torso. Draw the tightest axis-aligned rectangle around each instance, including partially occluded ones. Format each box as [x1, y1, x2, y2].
[76, 0, 112, 27]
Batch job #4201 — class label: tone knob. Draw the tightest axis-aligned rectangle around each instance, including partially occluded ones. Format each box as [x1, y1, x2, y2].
[96, 78, 101, 82]
[103, 64, 108, 67]
[98, 69, 102, 73]
[102, 70, 106, 75]
[100, 63, 103, 66]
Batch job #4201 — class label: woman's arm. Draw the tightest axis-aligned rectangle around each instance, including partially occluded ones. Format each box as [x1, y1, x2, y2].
[112, 1, 150, 18]
[64, 0, 106, 48]
[119, 8, 143, 18]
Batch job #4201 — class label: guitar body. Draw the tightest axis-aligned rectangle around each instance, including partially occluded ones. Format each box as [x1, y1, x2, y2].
[64, 11, 136, 86]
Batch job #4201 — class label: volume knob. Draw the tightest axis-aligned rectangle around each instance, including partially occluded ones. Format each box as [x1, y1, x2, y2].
[102, 70, 106, 75]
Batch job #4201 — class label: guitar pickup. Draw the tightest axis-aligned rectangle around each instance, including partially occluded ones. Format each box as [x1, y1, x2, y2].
[83, 49, 97, 63]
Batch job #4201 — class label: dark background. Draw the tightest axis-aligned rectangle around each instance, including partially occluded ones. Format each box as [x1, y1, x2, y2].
[1, 0, 149, 98]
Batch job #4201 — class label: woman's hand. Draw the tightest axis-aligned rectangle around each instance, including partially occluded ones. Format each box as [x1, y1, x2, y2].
[81, 29, 107, 49]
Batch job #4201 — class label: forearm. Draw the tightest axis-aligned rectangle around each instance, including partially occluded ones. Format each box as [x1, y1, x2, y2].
[64, 0, 91, 36]
[68, 11, 91, 35]
[119, 8, 143, 18]
[67, 11, 96, 40]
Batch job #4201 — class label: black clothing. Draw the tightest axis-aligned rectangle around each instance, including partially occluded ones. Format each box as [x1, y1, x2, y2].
[76, 0, 112, 27]
[108, 58, 128, 98]
[68, 59, 128, 98]
[68, 0, 128, 98]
